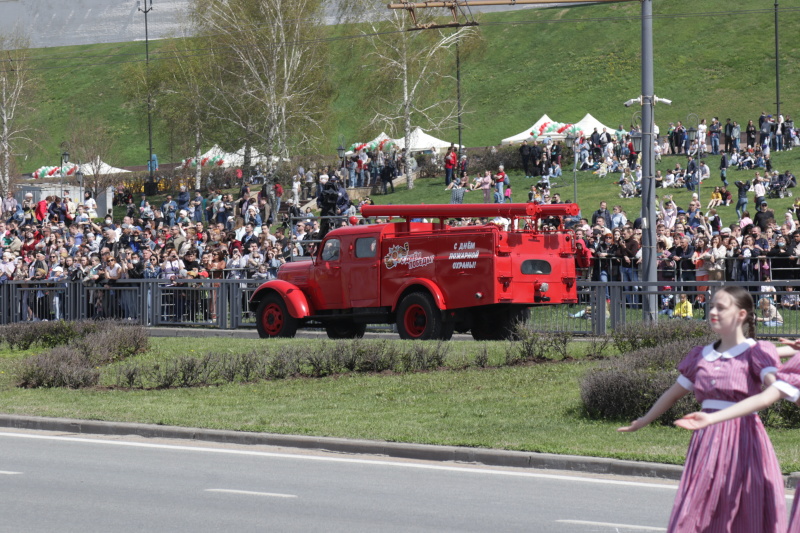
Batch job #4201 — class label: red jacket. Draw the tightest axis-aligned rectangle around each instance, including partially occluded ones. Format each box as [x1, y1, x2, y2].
[35, 200, 48, 222]
[445, 152, 457, 170]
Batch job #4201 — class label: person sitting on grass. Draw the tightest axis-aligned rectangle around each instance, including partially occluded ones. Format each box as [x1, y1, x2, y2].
[756, 296, 783, 327]
[673, 293, 694, 320]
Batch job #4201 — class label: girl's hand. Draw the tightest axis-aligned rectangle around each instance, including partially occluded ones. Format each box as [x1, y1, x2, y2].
[778, 337, 800, 352]
[617, 419, 647, 432]
[674, 412, 712, 431]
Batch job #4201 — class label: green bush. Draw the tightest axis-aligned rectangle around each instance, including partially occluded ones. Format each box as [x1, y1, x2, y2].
[15, 346, 100, 389]
[581, 328, 717, 425]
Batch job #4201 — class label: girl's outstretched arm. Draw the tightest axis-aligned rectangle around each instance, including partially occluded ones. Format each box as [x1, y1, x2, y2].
[618, 383, 690, 432]
[674, 386, 785, 431]
[776, 337, 800, 358]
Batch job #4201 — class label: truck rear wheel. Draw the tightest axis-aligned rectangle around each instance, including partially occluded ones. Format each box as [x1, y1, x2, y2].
[396, 292, 444, 341]
[325, 322, 367, 339]
[256, 294, 299, 338]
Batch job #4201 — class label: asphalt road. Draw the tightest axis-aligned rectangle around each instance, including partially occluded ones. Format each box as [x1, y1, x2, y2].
[0, 429, 681, 533]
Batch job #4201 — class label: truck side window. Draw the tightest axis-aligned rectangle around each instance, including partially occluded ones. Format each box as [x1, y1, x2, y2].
[321, 239, 341, 261]
[521, 260, 551, 275]
[355, 237, 377, 258]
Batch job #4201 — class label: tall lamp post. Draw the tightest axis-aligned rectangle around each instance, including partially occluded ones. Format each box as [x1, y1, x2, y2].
[59, 141, 70, 199]
[337, 137, 346, 184]
[564, 133, 579, 204]
[686, 113, 698, 200]
[137, 0, 155, 195]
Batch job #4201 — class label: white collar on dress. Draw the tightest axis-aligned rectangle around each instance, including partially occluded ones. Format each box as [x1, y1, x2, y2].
[702, 339, 757, 361]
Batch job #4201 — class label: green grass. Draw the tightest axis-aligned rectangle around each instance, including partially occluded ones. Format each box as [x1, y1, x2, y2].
[17, 0, 800, 173]
[2, 336, 800, 472]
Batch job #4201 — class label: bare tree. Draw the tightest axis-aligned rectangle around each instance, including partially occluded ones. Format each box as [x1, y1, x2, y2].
[68, 116, 121, 199]
[363, 7, 476, 189]
[0, 33, 34, 197]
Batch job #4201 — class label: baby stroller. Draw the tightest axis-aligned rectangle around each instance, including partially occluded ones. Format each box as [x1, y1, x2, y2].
[768, 173, 792, 198]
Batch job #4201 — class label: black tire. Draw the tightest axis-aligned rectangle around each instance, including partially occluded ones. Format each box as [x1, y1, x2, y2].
[396, 292, 444, 340]
[471, 306, 530, 341]
[325, 322, 367, 339]
[255, 293, 299, 338]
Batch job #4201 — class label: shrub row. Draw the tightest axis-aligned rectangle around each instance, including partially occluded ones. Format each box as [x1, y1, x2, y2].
[14, 322, 149, 389]
[0, 320, 106, 350]
[119, 329, 588, 390]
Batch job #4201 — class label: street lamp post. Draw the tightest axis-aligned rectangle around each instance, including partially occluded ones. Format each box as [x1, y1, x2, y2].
[564, 133, 578, 204]
[686, 113, 699, 200]
[59, 141, 70, 199]
[337, 137, 346, 185]
[138, 0, 155, 194]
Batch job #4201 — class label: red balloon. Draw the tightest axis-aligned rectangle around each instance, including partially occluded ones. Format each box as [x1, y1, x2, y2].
[349, 216, 358, 226]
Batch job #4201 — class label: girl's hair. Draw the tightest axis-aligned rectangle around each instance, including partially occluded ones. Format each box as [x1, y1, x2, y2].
[717, 285, 756, 339]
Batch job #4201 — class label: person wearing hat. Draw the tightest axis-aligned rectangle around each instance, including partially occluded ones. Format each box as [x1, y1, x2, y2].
[0, 251, 15, 282]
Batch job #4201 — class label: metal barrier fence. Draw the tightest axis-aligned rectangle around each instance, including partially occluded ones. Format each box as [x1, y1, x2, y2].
[2, 278, 799, 338]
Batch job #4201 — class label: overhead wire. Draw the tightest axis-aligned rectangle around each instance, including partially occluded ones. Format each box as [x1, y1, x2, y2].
[0, 4, 797, 74]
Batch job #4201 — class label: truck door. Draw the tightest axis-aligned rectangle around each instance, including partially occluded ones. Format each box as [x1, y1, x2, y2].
[316, 237, 344, 308]
[348, 236, 380, 308]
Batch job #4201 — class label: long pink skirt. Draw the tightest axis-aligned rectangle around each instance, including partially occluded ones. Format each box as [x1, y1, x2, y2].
[667, 413, 786, 533]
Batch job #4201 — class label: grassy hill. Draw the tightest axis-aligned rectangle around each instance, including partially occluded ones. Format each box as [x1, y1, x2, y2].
[18, 0, 800, 172]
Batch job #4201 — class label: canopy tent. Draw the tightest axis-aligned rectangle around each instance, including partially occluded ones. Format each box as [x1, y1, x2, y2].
[573, 113, 614, 136]
[501, 114, 555, 145]
[393, 127, 461, 153]
[78, 158, 131, 176]
[346, 132, 396, 156]
[182, 146, 288, 169]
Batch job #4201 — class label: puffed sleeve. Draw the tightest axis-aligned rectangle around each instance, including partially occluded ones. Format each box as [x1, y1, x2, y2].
[751, 340, 781, 384]
[676, 345, 704, 391]
[774, 352, 800, 402]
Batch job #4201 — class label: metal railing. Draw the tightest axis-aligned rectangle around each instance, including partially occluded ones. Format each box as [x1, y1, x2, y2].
[2, 273, 800, 338]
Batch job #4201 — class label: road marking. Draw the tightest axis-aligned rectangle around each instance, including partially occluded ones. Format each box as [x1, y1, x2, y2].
[557, 520, 666, 531]
[0, 431, 677, 490]
[0, 470, 22, 475]
[206, 489, 297, 498]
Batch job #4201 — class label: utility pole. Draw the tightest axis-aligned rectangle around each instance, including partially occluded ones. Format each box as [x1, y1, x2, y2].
[138, 0, 155, 194]
[774, 1, 781, 118]
[456, 36, 463, 157]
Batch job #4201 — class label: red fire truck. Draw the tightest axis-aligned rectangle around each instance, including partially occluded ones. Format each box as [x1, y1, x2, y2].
[249, 203, 579, 341]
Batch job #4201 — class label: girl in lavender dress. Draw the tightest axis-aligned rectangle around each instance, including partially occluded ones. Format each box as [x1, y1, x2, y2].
[677, 336, 800, 532]
[618, 286, 786, 532]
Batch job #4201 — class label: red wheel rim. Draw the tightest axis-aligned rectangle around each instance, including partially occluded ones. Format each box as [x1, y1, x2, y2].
[403, 304, 427, 338]
[261, 303, 284, 336]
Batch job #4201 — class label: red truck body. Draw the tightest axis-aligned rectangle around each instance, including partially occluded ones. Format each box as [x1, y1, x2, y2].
[249, 203, 579, 340]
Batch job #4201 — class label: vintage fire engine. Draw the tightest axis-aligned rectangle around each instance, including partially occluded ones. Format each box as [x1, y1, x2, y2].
[249, 203, 579, 341]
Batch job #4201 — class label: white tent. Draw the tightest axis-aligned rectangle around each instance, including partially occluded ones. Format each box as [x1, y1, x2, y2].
[78, 158, 131, 176]
[501, 114, 556, 145]
[393, 127, 461, 153]
[573, 113, 614, 136]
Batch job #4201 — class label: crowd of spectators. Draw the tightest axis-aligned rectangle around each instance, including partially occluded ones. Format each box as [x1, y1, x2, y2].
[0, 166, 380, 321]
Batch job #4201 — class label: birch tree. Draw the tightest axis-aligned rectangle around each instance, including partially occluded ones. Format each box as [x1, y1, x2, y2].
[189, 0, 331, 170]
[363, 7, 477, 189]
[0, 33, 34, 197]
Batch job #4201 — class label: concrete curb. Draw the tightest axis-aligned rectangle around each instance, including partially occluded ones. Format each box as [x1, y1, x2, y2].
[0, 414, 684, 481]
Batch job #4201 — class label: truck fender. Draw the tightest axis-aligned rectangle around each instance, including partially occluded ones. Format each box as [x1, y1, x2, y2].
[392, 279, 446, 311]
[250, 280, 312, 319]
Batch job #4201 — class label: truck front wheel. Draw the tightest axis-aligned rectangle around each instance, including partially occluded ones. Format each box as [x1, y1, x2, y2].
[396, 292, 444, 340]
[256, 294, 299, 338]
